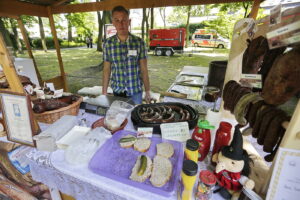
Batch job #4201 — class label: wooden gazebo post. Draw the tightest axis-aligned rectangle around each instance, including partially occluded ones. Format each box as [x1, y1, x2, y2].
[249, 0, 262, 19]
[0, 33, 24, 93]
[17, 17, 43, 86]
[47, 6, 68, 92]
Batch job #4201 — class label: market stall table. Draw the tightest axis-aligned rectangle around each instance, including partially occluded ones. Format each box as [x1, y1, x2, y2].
[25, 110, 224, 200]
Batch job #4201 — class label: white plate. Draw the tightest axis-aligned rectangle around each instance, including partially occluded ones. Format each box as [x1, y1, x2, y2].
[56, 126, 91, 149]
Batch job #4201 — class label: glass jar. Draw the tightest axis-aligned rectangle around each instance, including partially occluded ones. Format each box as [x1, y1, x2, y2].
[195, 170, 216, 200]
[181, 160, 198, 200]
[184, 139, 199, 163]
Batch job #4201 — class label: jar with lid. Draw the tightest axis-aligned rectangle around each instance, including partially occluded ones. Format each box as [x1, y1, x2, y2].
[181, 160, 198, 200]
[184, 139, 199, 163]
[192, 120, 214, 161]
[195, 170, 216, 200]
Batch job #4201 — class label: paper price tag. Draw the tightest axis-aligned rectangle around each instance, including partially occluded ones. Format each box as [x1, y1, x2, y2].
[270, 4, 282, 26]
[137, 127, 153, 138]
[53, 89, 64, 98]
[240, 74, 262, 89]
[266, 20, 300, 49]
[160, 122, 190, 142]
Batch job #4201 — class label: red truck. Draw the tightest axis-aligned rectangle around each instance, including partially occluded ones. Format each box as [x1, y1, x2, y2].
[149, 28, 186, 56]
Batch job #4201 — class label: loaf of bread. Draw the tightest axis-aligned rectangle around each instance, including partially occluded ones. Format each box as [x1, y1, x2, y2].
[156, 142, 174, 158]
[150, 155, 172, 187]
[119, 135, 137, 148]
[134, 137, 151, 152]
[129, 155, 152, 183]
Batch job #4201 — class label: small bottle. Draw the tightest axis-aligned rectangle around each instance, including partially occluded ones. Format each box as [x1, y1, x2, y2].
[192, 120, 214, 161]
[184, 139, 199, 163]
[195, 170, 216, 200]
[211, 121, 232, 164]
[181, 160, 198, 200]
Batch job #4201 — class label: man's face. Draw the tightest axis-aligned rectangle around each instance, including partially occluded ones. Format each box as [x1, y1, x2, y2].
[112, 11, 130, 36]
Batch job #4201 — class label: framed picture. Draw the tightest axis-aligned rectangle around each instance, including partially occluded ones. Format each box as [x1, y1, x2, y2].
[0, 91, 39, 146]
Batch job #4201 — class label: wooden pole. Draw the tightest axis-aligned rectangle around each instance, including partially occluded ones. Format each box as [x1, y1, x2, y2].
[249, 0, 261, 19]
[0, 33, 24, 93]
[17, 18, 43, 86]
[47, 6, 68, 92]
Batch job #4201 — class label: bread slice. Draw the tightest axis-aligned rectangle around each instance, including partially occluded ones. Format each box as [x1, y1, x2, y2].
[119, 134, 137, 148]
[129, 155, 152, 183]
[156, 142, 174, 158]
[134, 137, 151, 152]
[150, 155, 172, 187]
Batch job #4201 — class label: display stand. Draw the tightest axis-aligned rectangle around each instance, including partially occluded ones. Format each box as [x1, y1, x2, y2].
[221, 6, 300, 198]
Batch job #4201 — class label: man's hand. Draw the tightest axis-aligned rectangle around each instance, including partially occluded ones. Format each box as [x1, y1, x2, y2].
[145, 91, 151, 104]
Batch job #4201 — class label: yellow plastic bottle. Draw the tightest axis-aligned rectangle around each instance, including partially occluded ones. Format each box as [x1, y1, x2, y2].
[181, 159, 198, 200]
[184, 139, 199, 163]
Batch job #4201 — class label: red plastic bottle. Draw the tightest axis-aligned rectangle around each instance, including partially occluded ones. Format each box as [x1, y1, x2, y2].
[192, 120, 214, 161]
[211, 121, 232, 161]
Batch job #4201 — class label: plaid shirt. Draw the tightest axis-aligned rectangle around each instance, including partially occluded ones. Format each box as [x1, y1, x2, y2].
[103, 33, 147, 96]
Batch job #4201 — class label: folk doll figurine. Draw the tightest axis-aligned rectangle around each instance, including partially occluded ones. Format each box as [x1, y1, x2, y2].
[213, 126, 255, 200]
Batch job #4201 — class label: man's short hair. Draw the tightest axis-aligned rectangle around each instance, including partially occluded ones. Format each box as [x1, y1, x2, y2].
[112, 5, 129, 16]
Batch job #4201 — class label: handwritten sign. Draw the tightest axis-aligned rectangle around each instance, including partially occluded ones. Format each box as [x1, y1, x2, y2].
[267, 147, 300, 200]
[160, 122, 190, 142]
[137, 127, 153, 138]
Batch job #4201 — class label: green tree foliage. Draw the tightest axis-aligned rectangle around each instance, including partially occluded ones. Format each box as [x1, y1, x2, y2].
[202, 11, 236, 39]
[64, 12, 95, 40]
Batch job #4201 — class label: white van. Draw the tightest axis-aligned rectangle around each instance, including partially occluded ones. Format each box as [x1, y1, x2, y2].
[191, 33, 230, 49]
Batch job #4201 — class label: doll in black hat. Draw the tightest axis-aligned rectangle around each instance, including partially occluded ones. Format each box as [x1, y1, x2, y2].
[214, 126, 255, 200]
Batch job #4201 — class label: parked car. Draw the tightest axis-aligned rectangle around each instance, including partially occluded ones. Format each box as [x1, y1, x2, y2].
[149, 28, 186, 56]
[191, 29, 230, 49]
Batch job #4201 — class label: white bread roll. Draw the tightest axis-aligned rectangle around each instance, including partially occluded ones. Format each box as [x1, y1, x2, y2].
[150, 155, 172, 187]
[156, 142, 174, 158]
[134, 137, 151, 152]
[129, 155, 152, 183]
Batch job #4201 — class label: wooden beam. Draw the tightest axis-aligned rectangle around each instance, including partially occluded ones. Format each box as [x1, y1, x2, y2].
[0, 13, 19, 19]
[0, 33, 24, 93]
[17, 18, 43, 86]
[52, 0, 253, 14]
[47, 6, 68, 92]
[0, 0, 48, 17]
[249, 0, 261, 19]
[52, 0, 70, 7]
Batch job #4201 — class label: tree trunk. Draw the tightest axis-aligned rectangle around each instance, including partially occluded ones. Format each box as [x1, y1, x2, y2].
[96, 8, 103, 51]
[38, 17, 47, 52]
[67, 16, 72, 42]
[185, 6, 191, 48]
[141, 8, 146, 40]
[150, 8, 154, 29]
[145, 9, 150, 48]
[9, 18, 23, 54]
[0, 17, 13, 47]
[159, 8, 166, 28]
[243, 2, 250, 18]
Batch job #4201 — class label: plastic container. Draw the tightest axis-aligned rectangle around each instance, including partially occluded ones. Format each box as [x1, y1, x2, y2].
[181, 160, 198, 200]
[195, 170, 216, 200]
[207, 61, 228, 93]
[211, 121, 232, 164]
[184, 139, 199, 163]
[192, 120, 214, 161]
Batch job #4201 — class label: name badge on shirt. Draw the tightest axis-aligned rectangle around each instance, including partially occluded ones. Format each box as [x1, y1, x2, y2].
[128, 50, 137, 56]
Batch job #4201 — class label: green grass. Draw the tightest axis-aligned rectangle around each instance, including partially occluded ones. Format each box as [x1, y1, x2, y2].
[18, 47, 228, 94]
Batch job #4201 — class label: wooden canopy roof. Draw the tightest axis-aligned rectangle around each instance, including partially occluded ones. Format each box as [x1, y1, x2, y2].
[0, 0, 258, 17]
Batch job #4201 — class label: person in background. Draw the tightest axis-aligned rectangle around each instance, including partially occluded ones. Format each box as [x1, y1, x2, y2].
[86, 37, 90, 48]
[89, 37, 93, 48]
[102, 5, 151, 104]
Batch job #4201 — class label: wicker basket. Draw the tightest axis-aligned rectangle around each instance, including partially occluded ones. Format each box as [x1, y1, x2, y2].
[34, 96, 83, 124]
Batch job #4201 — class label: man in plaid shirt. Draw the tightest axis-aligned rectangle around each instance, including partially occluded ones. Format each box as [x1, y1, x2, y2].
[102, 5, 151, 104]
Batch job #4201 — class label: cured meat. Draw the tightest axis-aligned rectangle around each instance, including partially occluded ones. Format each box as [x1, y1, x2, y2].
[262, 47, 300, 105]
